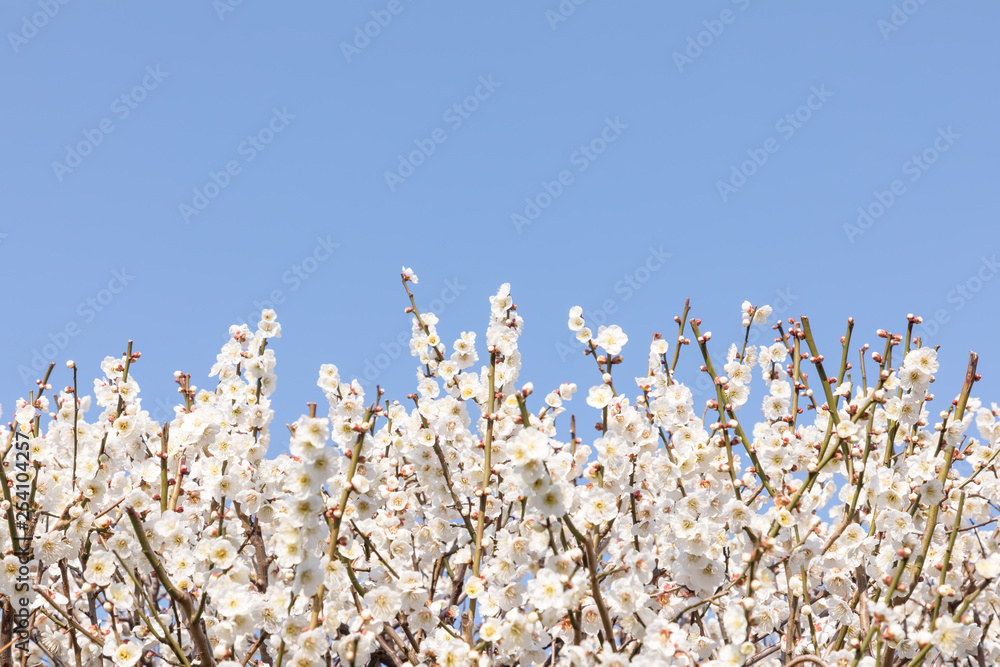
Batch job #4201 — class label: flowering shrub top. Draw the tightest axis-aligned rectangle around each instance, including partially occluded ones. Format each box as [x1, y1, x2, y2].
[3, 271, 999, 667]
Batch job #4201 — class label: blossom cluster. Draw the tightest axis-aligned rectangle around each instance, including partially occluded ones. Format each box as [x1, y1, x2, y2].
[2, 271, 999, 667]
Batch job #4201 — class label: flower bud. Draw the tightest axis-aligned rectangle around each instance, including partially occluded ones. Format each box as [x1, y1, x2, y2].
[883, 623, 904, 642]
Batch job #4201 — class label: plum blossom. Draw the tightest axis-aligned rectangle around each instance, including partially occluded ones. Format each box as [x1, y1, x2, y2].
[1, 286, 996, 666]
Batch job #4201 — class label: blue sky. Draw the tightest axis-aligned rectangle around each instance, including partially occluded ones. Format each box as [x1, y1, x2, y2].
[3, 2, 999, 454]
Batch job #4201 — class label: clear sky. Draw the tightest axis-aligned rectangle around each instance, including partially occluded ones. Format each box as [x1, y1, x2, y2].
[3, 2, 999, 456]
